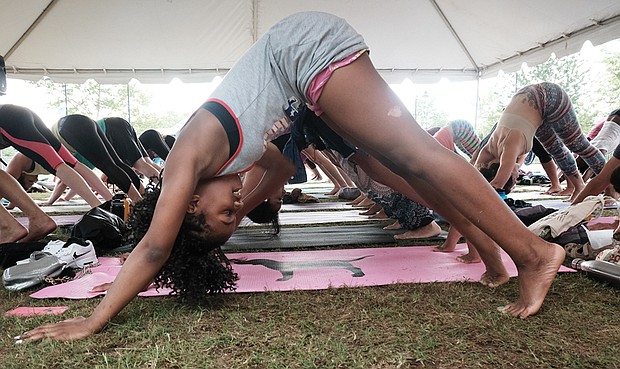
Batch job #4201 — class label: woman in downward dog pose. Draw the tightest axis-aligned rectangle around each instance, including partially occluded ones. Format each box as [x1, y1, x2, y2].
[0, 104, 105, 208]
[20, 11, 564, 343]
[475, 82, 605, 202]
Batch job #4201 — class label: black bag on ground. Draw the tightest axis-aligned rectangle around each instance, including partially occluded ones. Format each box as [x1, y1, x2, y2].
[71, 207, 127, 252]
[514, 205, 558, 226]
[0, 241, 46, 269]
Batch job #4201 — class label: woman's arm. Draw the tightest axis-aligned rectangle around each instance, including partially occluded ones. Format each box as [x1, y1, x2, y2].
[489, 136, 521, 190]
[18, 109, 231, 342]
[44, 180, 67, 205]
[5, 153, 33, 181]
[72, 162, 114, 202]
[236, 142, 295, 224]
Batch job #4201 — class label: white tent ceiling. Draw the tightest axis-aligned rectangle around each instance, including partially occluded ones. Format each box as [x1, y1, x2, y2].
[2, 0, 620, 84]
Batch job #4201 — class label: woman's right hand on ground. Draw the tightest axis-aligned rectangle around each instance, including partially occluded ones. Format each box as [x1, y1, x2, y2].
[15, 316, 101, 343]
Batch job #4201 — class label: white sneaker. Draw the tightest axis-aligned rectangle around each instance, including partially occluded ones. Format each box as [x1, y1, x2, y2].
[48, 238, 98, 269]
[15, 239, 66, 265]
[42, 240, 66, 255]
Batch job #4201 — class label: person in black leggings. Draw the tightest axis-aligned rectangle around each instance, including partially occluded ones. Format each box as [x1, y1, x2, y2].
[51, 114, 143, 202]
[139, 129, 173, 162]
[0, 104, 107, 207]
[100, 117, 161, 180]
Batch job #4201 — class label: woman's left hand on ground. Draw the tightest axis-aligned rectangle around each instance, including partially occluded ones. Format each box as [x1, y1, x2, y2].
[15, 317, 98, 343]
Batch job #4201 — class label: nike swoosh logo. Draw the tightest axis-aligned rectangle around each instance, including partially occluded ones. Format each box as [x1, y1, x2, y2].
[73, 251, 91, 259]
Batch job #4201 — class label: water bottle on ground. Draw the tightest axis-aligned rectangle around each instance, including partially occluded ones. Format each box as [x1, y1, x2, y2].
[571, 258, 620, 287]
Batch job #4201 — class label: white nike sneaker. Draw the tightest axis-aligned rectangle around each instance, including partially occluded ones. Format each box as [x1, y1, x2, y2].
[42, 239, 66, 255]
[49, 238, 98, 269]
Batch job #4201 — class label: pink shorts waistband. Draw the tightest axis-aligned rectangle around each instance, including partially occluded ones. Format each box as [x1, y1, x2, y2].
[306, 49, 368, 116]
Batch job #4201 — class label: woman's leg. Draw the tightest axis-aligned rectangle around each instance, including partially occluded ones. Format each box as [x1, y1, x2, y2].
[302, 147, 348, 195]
[53, 164, 103, 207]
[0, 106, 103, 208]
[105, 118, 161, 179]
[139, 129, 170, 161]
[59, 115, 142, 202]
[434, 226, 461, 252]
[72, 162, 113, 202]
[318, 53, 565, 317]
[0, 170, 56, 242]
[347, 151, 510, 285]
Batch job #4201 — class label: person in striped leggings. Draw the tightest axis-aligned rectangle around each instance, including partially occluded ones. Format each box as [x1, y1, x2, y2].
[432, 119, 481, 159]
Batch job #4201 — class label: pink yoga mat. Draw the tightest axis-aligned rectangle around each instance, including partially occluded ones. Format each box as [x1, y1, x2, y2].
[30, 244, 575, 299]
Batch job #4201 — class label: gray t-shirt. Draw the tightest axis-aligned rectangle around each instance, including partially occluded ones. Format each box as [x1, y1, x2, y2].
[209, 11, 367, 175]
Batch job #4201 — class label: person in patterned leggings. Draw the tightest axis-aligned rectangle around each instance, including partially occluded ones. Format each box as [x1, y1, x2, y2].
[475, 82, 605, 202]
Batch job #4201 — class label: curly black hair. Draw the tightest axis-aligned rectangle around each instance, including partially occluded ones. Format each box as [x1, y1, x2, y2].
[479, 162, 515, 195]
[125, 182, 238, 304]
[245, 200, 281, 235]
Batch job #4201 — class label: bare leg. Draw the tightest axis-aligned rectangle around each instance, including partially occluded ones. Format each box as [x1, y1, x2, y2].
[60, 188, 77, 202]
[359, 202, 381, 215]
[127, 184, 143, 204]
[303, 147, 348, 195]
[55, 164, 103, 208]
[347, 151, 510, 287]
[540, 160, 562, 194]
[319, 53, 564, 317]
[72, 162, 113, 202]
[133, 158, 161, 180]
[0, 206, 28, 243]
[0, 170, 56, 242]
[434, 226, 461, 252]
[456, 241, 482, 264]
[566, 173, 585, 202]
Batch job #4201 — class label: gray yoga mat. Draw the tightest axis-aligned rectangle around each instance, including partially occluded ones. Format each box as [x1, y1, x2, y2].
[224, 223, 447, 251]
[265, 209, 387, 226]
[281, 202, 355, 212]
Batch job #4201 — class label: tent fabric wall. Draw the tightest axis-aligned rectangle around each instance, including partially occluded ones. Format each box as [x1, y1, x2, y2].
[2, 0, 620, 84]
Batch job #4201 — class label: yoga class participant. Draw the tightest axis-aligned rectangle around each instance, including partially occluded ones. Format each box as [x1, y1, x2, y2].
[475, 82, 605, 202]
[20, 12, 564, 343]
[139, 129, 172, 161]
[7, 152, 113, 206]
[51, 114, 143, 203]
[0, 169, 57, 243]
[0, 104, 105, 208]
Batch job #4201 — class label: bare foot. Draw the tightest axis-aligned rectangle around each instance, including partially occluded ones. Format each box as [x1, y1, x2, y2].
[20, 215, 57, 242]
[359, 203, 382, 216]
[433, 241, 456, 253]
[555, 188, 572, 197]
[0, 222, 29, 244]
[347, 194, 366, 206]
[394, 221, 442, 240]
[354, 198, 375, 208]
[383, 221, 401, 230]
[498, 242, 565, 318]
[479, 270, 510, 288]
[368, 209, 388, 219]
[327, 187, 342, 196]
[543, 186, 562, 195]
[456, 253, 482, 264]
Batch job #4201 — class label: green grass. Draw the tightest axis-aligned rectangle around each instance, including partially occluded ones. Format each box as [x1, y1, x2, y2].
[2, 273, 620, 368]
[3, 186, 620, 368]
